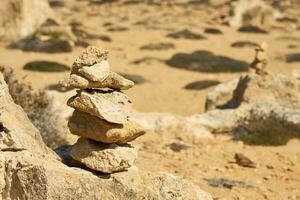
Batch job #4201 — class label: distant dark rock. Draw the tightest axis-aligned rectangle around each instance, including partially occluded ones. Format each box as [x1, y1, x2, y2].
[166, 50, 249, 73]
[184, 80, 220, 90]
[90, 0, 118, 4]
[234, 153, 257, 168]
[23, 61, 70, 72]
[286, 53, 300, 63]
[167, 29, 206, 40]
[167, 142, 191, 152]
[131, 57, 164, 65]
[41, 18, 60, 27]
[75, 40, 90, 48]
[72, 26, 112, 42]
[9, 38, 73, 53]
[47, 83, 74, 92]
[103, 22, 114, 27]
[276, 16, 298, 23]
[140, 42, 175, 50]
[238, 25, 268, 34]
[276, 36, 300, 42]
[204, 28, 222, 34]
[107, 26, 129, 32]
[287, 44, 298, 49]
[119, 73, 149, 84]
[231, 41, 259, 48]
[204, 178, 253, 189]
[49, 0, 65, 7]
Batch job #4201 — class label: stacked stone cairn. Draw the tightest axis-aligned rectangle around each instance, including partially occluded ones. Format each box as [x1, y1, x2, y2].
[66, 46, 145, 173]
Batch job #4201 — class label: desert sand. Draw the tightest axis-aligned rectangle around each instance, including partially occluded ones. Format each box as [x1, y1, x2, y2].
[0, 0, 300, 199]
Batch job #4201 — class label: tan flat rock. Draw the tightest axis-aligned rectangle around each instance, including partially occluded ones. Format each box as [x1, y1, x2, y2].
[68, 110, 145, 144]
[77, 60, 110, 82]
[67, 90, 131, 124]
[67, 71, 134, 90]
[69, 137, 137, 173]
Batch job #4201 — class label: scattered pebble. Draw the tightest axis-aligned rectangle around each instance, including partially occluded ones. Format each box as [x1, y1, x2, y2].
[234, 153, 257, 168]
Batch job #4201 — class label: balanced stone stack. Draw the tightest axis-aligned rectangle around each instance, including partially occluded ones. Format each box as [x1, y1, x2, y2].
[66, 46, 145, 173]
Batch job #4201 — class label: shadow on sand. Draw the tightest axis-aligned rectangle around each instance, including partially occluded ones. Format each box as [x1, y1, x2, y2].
[166, 50, 249, 73]
[23, 61, 70, 72]
[184, 80, 220, 90]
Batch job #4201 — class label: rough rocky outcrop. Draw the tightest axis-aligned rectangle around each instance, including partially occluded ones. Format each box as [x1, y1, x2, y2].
[202, 73, 300, 144]
[0, 70, 212, 199]
[0, 0, 51, 42]
[0, 73, 54, 155]
[229, 0, 275, 30]
[205, 78, 239, 111]
[206, 73, 300, 111]
[0, 151, 212, 199]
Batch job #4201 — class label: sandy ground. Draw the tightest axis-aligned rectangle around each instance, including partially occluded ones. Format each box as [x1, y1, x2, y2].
[0, 1, 300, 199]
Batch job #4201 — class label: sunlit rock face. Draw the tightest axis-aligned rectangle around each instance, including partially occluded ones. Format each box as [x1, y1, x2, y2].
[0, 0, 51, 42]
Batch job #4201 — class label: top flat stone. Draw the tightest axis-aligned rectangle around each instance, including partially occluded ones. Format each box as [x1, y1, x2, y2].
[72, 46, 108, 69]
[67, 46, 134, 90]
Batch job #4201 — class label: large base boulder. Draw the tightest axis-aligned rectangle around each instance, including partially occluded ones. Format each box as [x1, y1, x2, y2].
[0, 152, 212, 200]
[69, 138, 137, 173]
[0, 71, 212, 199]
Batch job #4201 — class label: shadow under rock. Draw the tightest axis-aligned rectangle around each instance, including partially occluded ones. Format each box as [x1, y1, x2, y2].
[231, 41, 259, 48]
[234, 123, 300, 146]
[166, 50, 249, 73]
[90, 0, 118, 5]
[46, 83, 74, 92]
[285, 53, 300, 63]
[54, 145, 111, 179]
[184, 80, 220, 90]
[23, 61, 70, 72]
[107, 26, 129, 32]
[204, 28, 223, 34]
[119, 73, 150, 85]
[238, 25, 268, 34]
[140, 42, 175, 51]
[167, 29, 207, 40]
[131, 57, 164, 65]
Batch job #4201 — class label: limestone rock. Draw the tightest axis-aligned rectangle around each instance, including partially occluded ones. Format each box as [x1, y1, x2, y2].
[229, 0, 275, 30]
[77, 61, 110, 82]
[234, 102, 300, 145]
[206, 73, 300, 110]
[67, 90, 132, 124]
[0, 73, 54, 156]
[68, 71, 134, 90]
[205, 78, 239, 111]
[0, 0, 52, 42]
[229, 74, 300, 109]
[131, 111, 213, 143]
[68, 110, 145, 144]
[187, 109, 240, 134]
[0, 70, 212, 199]
[69, 138, 137, 173]
[0, 152, 212, 199]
